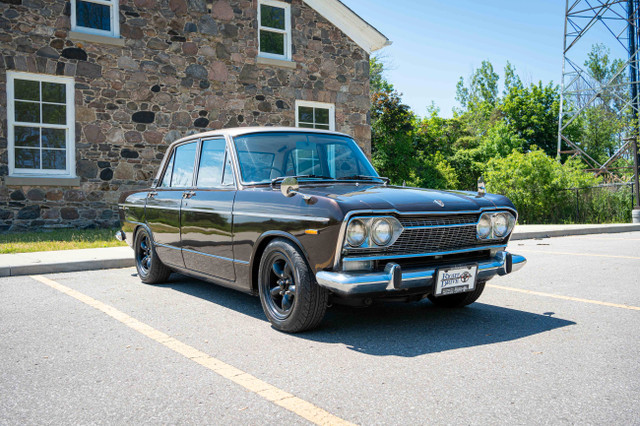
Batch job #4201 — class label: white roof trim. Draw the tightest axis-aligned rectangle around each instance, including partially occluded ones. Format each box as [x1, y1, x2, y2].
[302, 0, 391, 53]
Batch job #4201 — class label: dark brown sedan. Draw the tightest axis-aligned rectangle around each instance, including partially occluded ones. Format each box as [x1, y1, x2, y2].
[117, 127, 526, 332]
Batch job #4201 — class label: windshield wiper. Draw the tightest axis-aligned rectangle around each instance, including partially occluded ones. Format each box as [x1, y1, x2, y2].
[340, 175, 390, 185]
[271, 175, 335, 187]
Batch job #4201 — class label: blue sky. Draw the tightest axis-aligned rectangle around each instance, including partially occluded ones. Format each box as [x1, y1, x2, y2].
[341, 0, 569, 118]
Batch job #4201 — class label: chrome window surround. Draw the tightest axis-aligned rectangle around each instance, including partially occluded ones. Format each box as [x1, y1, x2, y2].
[332, 207, 518, 269]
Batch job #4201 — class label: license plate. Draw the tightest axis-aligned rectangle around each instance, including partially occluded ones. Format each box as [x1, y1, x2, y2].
[434, 265, 478, 296]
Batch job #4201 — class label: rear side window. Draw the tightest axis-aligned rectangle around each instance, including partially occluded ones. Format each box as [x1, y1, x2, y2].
[197, 139, 226, 187]
[170, 142, 197, 187]
[159, 151, 175, 188]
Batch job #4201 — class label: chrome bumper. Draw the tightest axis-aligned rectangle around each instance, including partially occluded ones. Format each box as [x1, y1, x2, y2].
[315, 251, 526, 297]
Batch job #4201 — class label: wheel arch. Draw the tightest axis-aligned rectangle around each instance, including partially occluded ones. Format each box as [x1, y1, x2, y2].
[249, 231, 313, 295]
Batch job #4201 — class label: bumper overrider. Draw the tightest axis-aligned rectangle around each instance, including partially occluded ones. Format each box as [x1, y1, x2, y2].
[315, 251, 526, 297]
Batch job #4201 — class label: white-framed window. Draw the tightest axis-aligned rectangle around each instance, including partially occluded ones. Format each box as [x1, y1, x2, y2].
[295, 100, 335, 131]
[70, 0, 120, 38]
[6, 71, 76, 177]
[258, 0, 291, 61]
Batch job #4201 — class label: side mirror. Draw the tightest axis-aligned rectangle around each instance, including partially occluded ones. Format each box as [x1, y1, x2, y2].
[281, 177, 299, 197]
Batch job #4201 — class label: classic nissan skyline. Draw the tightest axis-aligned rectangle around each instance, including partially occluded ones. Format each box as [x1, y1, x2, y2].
[117, 127, 526, 332]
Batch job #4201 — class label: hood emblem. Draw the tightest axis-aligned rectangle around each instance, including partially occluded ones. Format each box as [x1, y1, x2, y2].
[434, 200, 445, 208]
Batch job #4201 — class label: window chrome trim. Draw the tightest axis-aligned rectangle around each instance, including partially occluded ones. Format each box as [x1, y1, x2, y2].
[332, 207, 518, 269]
[341, 244, 508, 263]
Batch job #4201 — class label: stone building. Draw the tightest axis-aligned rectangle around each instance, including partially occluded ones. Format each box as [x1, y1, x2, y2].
[0, 0, 389, 231]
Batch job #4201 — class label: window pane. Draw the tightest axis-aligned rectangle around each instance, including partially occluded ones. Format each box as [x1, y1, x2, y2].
[314, 108, 329, 125]
[42, 82, 66, 103]
[260, 4, 285, 30]
[315, 124, 330, 130]
[298, 107, 313, 124]
[15, 101, 40, 123]
[42, 104, 66, 125]
[15, 126, 40, 148]
[160, 152, 175, 188]
[76, 0, 111, 31]
[298, 123, 314, 128]
[14, 79, 39, 101]
[42, 128, 66, 149]
[236, 152, 275, 183]
[15, 148, 40, 169]
[42, 150, 66, 170]
[171, 142, 197, 187]
[197, 139, 226, 187]
[260, 30, 285, 55]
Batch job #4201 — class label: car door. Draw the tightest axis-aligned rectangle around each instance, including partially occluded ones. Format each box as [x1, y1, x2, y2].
[145, 140, 197, 268]
[180, 137, 237, 281]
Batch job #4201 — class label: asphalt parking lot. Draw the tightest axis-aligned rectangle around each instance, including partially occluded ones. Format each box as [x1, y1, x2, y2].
[2, 232, 639, 425]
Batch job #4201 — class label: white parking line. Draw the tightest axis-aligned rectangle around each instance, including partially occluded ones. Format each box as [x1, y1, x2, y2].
[488, 284, 640, 311]
[31, 275, 355, 426]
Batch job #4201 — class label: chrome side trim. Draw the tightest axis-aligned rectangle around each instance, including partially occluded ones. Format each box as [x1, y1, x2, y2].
[233, 211, 330, 223]
[182, 208, 233, 215]
[145, 205, 181, 211]
[316, 251, 527, 297]
[154, 243, 249, 265]
[119, 203, 144, 209]
[181, 247, 250, 265]
[342, 244, 508, 262]
[333, 207, 518, 269]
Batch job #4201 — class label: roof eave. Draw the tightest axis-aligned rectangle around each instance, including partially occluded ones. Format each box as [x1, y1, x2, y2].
[302, 0, 391, 54]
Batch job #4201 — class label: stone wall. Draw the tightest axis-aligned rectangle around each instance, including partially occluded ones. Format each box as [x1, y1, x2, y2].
[0, 0, 371, 231]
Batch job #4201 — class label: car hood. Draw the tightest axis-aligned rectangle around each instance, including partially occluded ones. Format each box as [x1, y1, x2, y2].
[297, 183, 510, 214]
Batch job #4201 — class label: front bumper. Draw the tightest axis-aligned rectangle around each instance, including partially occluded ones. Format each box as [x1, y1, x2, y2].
[315, 251, 526, 297]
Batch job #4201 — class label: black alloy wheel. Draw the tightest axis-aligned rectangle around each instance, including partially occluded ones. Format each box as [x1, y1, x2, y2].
[258, 239, 328, 332]
[134, 227, 171, 284]
[265, 254, 297, 320]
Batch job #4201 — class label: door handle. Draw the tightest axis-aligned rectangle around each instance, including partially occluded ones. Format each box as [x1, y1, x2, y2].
[183, 191, 196, 199]
[148, 191, 158, 198]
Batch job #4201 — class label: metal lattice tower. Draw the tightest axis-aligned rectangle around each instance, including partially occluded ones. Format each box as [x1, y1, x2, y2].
[558, 0, 640, 185]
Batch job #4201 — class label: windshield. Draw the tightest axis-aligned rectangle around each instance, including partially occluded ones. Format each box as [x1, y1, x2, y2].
[233, 132, 379, 184]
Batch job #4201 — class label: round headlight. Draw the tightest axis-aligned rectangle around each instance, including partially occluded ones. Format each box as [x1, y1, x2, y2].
[346, 219, 367, 247]
[371, 218, 393, 246]
[493, 213, 510, 237]
[477, 214, 492, 239]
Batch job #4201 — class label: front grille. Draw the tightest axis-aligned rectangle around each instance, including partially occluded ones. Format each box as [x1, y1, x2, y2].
[345, 213, 507, 258]
[398, 214, 478, 228]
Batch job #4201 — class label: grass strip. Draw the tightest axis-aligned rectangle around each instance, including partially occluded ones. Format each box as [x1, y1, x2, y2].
[0, 228, 125, 254]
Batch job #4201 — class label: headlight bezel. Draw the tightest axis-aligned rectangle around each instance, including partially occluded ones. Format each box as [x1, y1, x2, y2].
[344, 216, 403, 249]
[476, 211, 516, 240]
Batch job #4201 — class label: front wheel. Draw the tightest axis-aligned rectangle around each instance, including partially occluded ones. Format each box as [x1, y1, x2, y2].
[428, 280, 486, 308]
[258, 239, 328, 333]
[134, 227, 171, 284]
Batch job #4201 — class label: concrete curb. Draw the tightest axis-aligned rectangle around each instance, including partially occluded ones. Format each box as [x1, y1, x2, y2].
[0, 258, 134, 278]
[511, 224, 640, 240]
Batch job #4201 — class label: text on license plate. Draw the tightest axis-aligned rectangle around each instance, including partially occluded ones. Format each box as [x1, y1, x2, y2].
[434, 265, 478, 296]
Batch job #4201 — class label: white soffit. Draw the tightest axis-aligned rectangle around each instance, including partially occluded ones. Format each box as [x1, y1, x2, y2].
[302, 0, 391, 53]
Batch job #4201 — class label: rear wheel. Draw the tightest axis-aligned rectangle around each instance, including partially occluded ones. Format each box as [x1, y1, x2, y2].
[428, 280, 486, 308]
[258, 239, 328, 333]
[134, 227, 171, 284]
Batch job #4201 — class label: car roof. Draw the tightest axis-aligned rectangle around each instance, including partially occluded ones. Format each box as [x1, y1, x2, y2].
[167, 126, 352, 148]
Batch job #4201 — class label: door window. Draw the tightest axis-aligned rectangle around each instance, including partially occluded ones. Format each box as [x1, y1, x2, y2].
[171, 142, 197, 187]
[197, 139, 226, 187]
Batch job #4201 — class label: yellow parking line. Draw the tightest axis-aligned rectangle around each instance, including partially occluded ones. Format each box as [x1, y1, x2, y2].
[488, 284, 640, 311]
[31, 275, 355, 426]
[515, 249, 640, 260]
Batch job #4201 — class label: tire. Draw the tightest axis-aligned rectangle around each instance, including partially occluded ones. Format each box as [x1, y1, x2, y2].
[258, 239, 328, 333]
[428, 280, 486, 308]
[134, 227, 171, 284]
